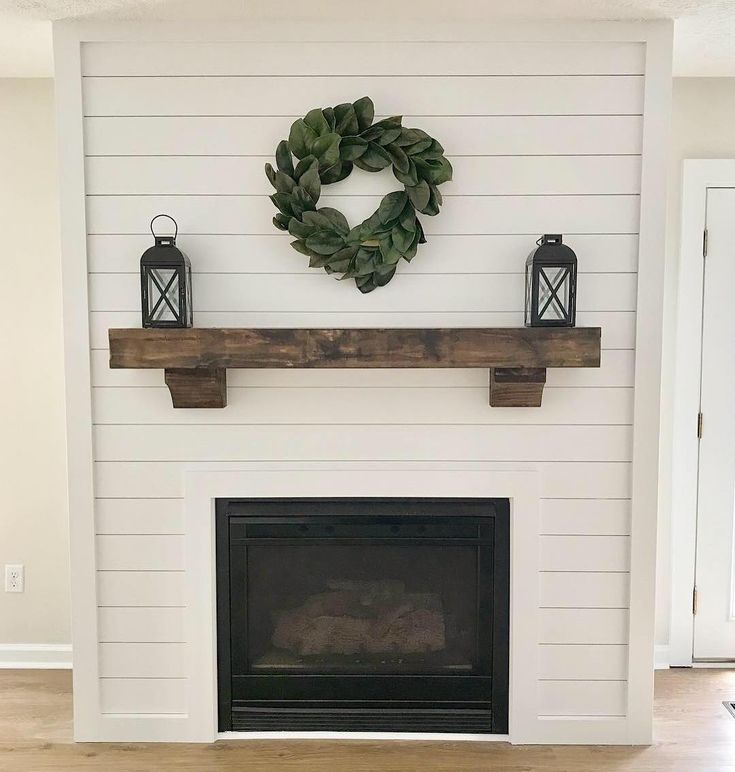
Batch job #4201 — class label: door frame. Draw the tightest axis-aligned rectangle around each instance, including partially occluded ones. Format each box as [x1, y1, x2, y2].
[670, 160, 735, 666]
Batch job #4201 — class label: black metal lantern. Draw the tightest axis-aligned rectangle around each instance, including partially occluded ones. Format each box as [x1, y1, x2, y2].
[140, 214, 193, 328]
[524, 234, 577, 327]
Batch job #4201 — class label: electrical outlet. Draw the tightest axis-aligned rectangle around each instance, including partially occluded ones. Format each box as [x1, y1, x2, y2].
[5, 564, 24, 593]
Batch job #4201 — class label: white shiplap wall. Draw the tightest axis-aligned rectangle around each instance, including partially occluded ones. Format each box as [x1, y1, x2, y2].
[81, 38, 643, 728]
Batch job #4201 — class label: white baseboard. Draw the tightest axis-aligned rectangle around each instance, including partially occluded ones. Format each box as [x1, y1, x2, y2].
[0, 643, 72, 669]
[654, 644, 670, 670]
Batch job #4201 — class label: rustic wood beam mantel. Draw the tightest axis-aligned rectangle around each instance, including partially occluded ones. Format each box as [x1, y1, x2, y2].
[108, 327, 601, 409]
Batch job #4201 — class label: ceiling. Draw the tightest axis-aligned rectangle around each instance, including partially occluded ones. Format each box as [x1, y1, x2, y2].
[2, 0, 734, 77]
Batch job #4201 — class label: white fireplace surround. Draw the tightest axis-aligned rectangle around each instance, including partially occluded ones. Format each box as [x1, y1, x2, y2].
[184, 468, 538, 743]
[54, 19, 671, 746]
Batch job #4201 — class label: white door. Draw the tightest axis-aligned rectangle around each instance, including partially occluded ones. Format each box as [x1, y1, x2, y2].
[695, 187, 735, 659]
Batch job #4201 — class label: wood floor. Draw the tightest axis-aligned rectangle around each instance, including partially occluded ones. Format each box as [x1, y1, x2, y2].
[1, 668, 734, 771]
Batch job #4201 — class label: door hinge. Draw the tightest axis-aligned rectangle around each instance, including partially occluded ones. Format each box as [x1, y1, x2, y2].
[703, 229, 708, 258]
[693, 586, 698, 615]
[697, 412, 704, 439]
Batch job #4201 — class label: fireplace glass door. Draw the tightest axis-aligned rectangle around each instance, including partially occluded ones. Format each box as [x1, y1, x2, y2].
[216, 498, 509, 733]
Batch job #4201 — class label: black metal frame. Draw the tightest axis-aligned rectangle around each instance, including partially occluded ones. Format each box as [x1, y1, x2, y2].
[215, 498, 510, 734]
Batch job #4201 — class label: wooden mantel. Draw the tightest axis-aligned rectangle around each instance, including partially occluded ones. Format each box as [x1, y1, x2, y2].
[108, 327, 601, 409]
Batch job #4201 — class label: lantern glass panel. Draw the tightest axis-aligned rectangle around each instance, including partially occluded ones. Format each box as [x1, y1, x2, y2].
[537, 266, 571, 323]
[146, 267, 181, 324]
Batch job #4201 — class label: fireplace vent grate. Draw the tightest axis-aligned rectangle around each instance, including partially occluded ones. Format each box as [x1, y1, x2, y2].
[231, 707, 494, 733]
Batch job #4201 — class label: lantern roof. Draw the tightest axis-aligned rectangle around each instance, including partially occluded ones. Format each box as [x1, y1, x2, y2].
[526, 234, 577, 267]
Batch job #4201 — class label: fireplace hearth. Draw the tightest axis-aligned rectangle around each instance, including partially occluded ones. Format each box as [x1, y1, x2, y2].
[216, 498, 509, 733]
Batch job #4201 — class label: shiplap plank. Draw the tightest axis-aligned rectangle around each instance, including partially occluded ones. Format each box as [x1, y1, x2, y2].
[539, 609, 628, 644]
[82, 75, 644, 117]
[98, 607, 184, 643]
[84, 115, 644, 156]
[97, 570, 185, 607]
[90, 349, 635, 389]
[81, 41, 645, 77]
[538, 680, 626, 717]
[538, 644, 628, 681]
[93, 425, 632, 463]
[89, 312, 636, 351]
[99, 642, 186, 678]
[540, 535, 630, 572]
[539, 571, 629, 608]
[85, 155, 642, 197]
[100, 678, 187, 715]
[94, 461, 631, 500]
[88, 273, 637, 313]
[96, 535, 184, 571]
[96, 498, 184, 534]
[85, 193, 640, 236]
[87, 234, 639, 275]
[92, 387, 633, 426]
[540, 499, 631, 535]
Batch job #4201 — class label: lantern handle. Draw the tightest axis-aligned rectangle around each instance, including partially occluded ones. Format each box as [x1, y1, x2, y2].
[150, 214, 178, 241]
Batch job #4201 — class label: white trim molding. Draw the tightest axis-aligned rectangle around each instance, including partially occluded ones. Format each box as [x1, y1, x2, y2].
[654, 645, 670, 670]
[669, 160, 735, 667]
[0, 643, 72, 669]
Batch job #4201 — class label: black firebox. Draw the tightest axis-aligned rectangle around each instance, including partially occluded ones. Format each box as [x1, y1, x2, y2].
[215, 498, 509, 733]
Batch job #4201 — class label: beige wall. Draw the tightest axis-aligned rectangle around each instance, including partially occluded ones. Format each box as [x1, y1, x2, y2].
[0, 79, 69, 645]
[657, 77, 735, 652]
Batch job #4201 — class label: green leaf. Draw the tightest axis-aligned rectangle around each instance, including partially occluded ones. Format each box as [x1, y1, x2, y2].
[272, 214, 290, 231]
[320, 161, 352, 184]
[274, 170, 296, 193]
[318, 207, 350, 236]
[270, 192, 294, 217]
[406, 180, 430, 211]
[312, 133, 341, 170]
[299, 163, 321, 203]
[293, 155, 317, 181]
[353, 96, 374, 132]
[386, 144, 410, 174]
[353, 157, 384, 173]
[322, 107, 336, 132]
[378, 191, 408, 225]
[394, 128, 429, 147]
[275, 140, 294, 175]
[288, 119, 318, 159]
[379, 236, 402, 265]
[302, 210, 334, 230]
[360, 142, 392, 170]
[291, 186, 316, 217]
[327, 245, 359, 274]
[339, 136, 368, 161]
[334, 102, 359, 136]
[304, 107, 330, 137]
[290, 239, 310, 255]
[308, 252, 332, 268]
[400, 203, 416, 231]
[377, 128, 402, 146]
[375, 270, 397, 287]
[288, 217, 315, 239]
[393, 159, 419, 187]
[306, 230, 345, 256]
[264, 162, 277, 188]
[391, 225, 414, 253]
[405, 138, 433, 156]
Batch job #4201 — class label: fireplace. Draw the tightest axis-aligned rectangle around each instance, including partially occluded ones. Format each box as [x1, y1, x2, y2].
[215, 498, 510, 733]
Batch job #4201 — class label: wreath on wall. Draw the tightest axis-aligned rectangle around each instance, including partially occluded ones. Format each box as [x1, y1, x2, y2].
[265, 96, 453, 293]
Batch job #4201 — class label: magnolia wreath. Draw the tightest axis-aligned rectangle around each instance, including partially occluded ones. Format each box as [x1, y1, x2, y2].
[265, 96, 452, 293]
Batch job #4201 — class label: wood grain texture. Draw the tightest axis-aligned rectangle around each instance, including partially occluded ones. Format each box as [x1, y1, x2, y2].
[489, 367, 546, 407]
[164, 367, 227, 408]
[2, 669, 735, 769]
[109, 327, 601, 370]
